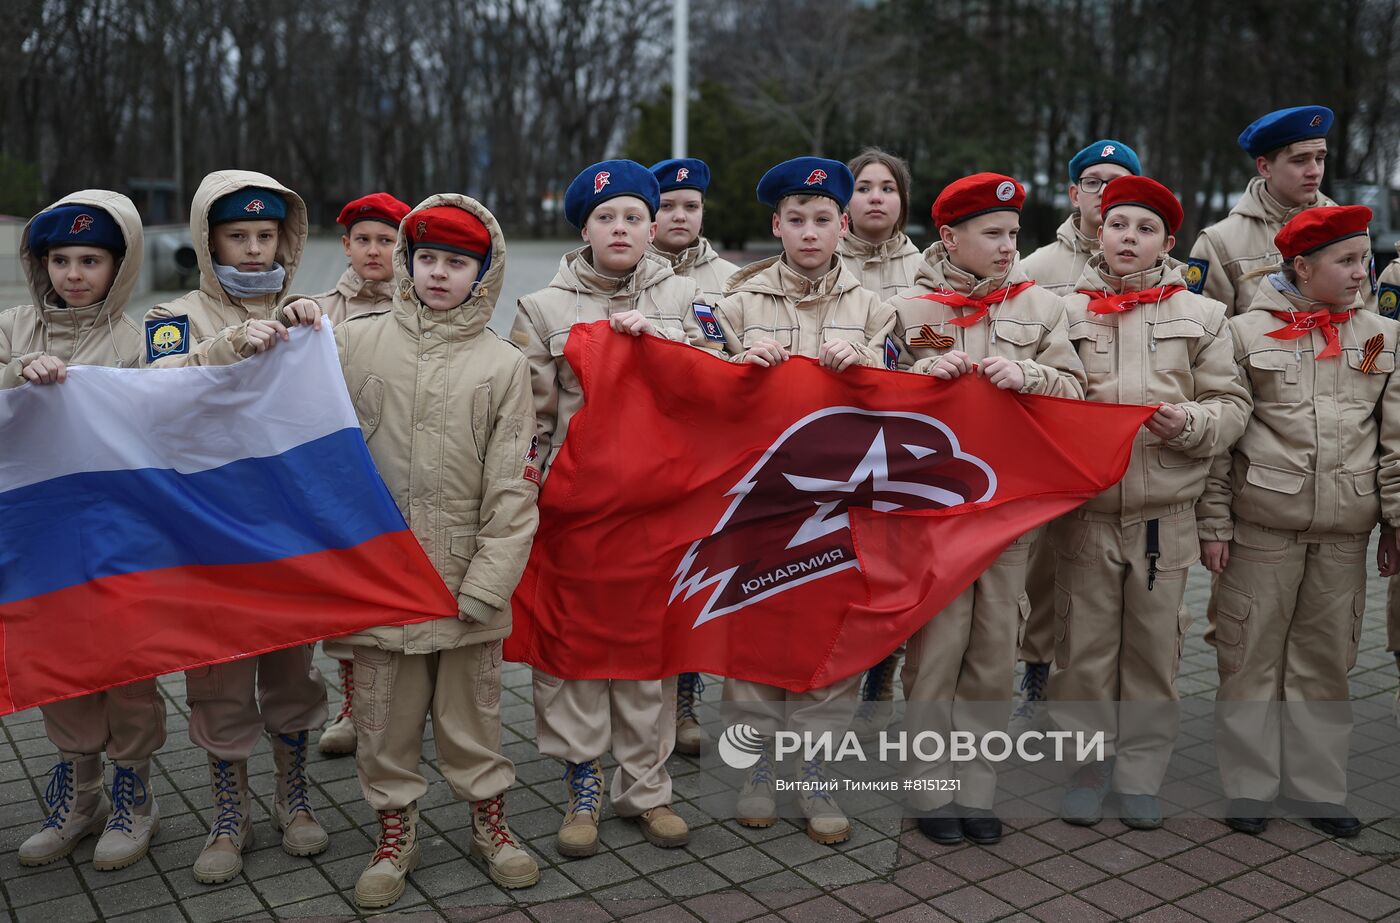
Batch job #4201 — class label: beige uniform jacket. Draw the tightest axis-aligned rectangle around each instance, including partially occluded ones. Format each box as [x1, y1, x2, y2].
[511, 247, 710, 471]
[837, 231, 921, 302]
[886, 242, 1086, 398]
[309, 268, 395, 326]
[144, 170, 309, 367]
[649, 237, 739, 306]
[1, 190, 146, 387]
[1196, 277, 1400, 541]
[1065, 256, 1251, 523]
[1189, 177, 1338, 314]
[1022, 213, 1098, 297]
[712, 255, 895, 366]
[335, 194, 539, 650]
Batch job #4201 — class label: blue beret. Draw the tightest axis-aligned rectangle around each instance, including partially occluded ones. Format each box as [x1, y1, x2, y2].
[1067, 139, 1142, 182]
[209, 187, 287, 225]
[650, 158, 710, 195]
[564, 160, 660, 228]
[28, 205, 125, 257]
[1238, 106, 1333, 158]
[757, 156, 854, 209]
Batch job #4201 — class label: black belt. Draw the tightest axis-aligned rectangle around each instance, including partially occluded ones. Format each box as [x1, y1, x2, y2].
[1146, 519, 1160, 591]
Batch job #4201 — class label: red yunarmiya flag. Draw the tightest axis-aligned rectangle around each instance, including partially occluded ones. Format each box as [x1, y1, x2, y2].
[505, 322, 1155, 692]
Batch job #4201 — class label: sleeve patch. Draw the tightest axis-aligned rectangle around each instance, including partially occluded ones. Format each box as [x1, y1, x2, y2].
[693, 302, 725, 342]
[884, 334, 900, 370]
[145, 315, 189, 363]
[1184, 258, 1209, 295]
[1379, 283, 1400, 320]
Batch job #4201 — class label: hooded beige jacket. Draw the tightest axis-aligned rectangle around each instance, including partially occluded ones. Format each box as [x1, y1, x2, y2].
[1, 190, 145, 387]
[1022, 213, 1098, 297]
[335, 194, 539, 649]
[1064, 255, 1251, 523]
[712, 255, 896, 365]
[886, 242, 1085, 398]
[649, 237, 739, 306]
[511, 247, 712, 472]
[1196, 276, 1400, 541]
[144, 169, 309, 366]
[1189, 177, 1338, 314]
[310, 268, 396, 326]
[837, 231, 921, 301]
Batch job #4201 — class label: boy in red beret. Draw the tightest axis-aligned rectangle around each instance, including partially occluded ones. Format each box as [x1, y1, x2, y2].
[309, 192, 411, 328]
[271, 195, 543, 905]
[1050, 176, 1250, 830]
[1199, 205, 1400, 838]
[310, 192, 412, 759]
[886, 172, 1086, 846]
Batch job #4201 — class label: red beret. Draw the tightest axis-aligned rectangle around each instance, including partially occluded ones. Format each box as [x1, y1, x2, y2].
[1099, 176, 1184, 235]
[932, 173, 1025, 229]
[1275, 205, 1373, 262]
[337, 193, 411, 231]
[406, 205, 490, 260]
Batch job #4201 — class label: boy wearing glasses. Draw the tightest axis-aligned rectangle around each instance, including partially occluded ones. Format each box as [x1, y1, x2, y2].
[1023, 140, 1142, 296]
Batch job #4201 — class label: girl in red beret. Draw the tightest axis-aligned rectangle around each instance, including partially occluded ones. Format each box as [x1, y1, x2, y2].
[1050, 176, 1250, 831]
[1199, 204, 1400, 839]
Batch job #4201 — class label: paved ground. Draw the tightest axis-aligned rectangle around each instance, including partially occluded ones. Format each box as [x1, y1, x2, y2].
[6, 239, 1400, 920]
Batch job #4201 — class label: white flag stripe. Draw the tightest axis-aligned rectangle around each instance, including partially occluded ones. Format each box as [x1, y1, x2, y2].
[0, 322, 356, 494]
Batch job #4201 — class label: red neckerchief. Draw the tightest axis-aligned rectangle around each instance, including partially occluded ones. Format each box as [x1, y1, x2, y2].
[1076, 285, 1186, 315]
[1266, 308, 1352, 360]
[910, 280, 1036, 327]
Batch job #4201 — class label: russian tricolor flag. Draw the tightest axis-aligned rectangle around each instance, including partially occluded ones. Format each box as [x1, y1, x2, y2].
[0, 324, 456, 715]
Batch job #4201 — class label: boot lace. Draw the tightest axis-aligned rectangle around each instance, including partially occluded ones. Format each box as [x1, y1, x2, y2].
[564, 760, 602, 816]
[39, 760, 76, 830]
[277, 732, 314, 817]
[676, 672, 705, 721]
[748, 752, 774, 787]
[801, 759, 835, 804]
[372, 810, 407, 862]
[1011, 663, 1049, 721]
[210, 760, 245, 839]
[856, 656, 894, 721]
[336, 660, 354, 721]
[475, 795, 517, 848]
[106, 764, 148, 833]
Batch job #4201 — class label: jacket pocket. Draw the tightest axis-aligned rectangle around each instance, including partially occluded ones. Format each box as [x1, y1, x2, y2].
[1352, 466, 1379, 496]
[471, 382, 492, 462]
[354, 374, 386, 438]
[351, 648, 395, 732]
[1347, 345, 1395, 406]
[444, 519, 481, 590]
[990, 318, 1043, 349]
[547, 330, 581, 393]
[1210, 584, 1250, 674]
[1244, 462, 1306, 495]
[1069, 320, 1114, 374]
[1150, 317, 1206, 372]
[1245, 350, 1302, 404]
[1154, 444, 1208, 470]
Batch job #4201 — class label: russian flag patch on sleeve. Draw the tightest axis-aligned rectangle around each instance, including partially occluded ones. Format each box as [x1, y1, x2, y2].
[693, 303, 725, 342]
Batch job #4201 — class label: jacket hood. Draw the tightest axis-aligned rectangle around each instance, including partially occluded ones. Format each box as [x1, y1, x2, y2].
[1054, 212, 1097, 255]
[649, 237, 719, 276]
[838, 230, 917, 263]
[391, 193, 506, 339]
[21, 189, 144, 329]
[1230, 175, 1336, 224]
[548, 245, 676, 297]
[911, 241, 1030, 295]
[1077, 252, 1184, 294]
[1243, 271, 1365, 315]
[722, 254, 862, 300]
[190, 170, 307, 301]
